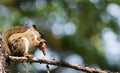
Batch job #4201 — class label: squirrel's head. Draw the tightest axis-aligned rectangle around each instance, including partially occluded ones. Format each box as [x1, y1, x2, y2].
[32, 25, 46, 56]
[24, 24, 46, 56]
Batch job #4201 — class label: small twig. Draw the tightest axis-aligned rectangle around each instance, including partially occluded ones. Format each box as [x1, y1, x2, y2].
[8, 56, 115, 73]
[46, 64, 50, 73]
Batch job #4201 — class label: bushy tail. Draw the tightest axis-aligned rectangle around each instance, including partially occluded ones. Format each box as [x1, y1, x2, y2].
[3, 26, 26, 54]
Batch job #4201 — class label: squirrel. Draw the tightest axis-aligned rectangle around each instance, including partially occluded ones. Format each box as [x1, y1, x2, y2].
[3, 23, 46, 58]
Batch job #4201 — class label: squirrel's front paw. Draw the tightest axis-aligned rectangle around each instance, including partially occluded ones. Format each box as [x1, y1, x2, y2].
[24, 54, 34, 60]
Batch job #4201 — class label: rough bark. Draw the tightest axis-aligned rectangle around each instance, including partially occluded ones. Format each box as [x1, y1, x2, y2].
[0, 33, 8, 73]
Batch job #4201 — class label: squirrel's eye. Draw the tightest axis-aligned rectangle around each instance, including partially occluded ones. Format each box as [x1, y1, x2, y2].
[37, 37, 41, 41]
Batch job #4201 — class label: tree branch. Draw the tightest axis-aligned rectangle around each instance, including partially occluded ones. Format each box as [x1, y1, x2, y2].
[9, 56, 115, 73]
[0, 32, 8, 73]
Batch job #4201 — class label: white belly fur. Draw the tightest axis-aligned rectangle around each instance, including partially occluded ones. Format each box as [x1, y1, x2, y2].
[21, 38, 30, 53]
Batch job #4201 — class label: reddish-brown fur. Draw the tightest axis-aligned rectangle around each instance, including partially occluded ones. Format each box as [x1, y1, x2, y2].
[4, 25, 46, 57]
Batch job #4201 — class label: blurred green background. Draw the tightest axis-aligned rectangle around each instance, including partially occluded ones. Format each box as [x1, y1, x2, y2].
[0, 0, 120, 73]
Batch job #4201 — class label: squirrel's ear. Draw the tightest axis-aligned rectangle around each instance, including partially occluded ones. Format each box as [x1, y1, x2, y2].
[32, 25, 39, 30]
[19, 17, 35, 28]
[32, 25, 44, 38]
[33, 25, 37, 29]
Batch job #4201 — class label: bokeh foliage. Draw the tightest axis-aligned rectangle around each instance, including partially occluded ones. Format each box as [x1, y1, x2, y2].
[0, 0, 120, 73]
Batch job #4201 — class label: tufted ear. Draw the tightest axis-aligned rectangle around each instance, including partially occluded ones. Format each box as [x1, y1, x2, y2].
[32, 25, 37, 30]
[19, 17, 35, 29]
[32, 25, 45, 39]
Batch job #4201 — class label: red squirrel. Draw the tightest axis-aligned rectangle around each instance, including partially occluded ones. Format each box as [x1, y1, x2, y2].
[4, 21, 46, 58]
